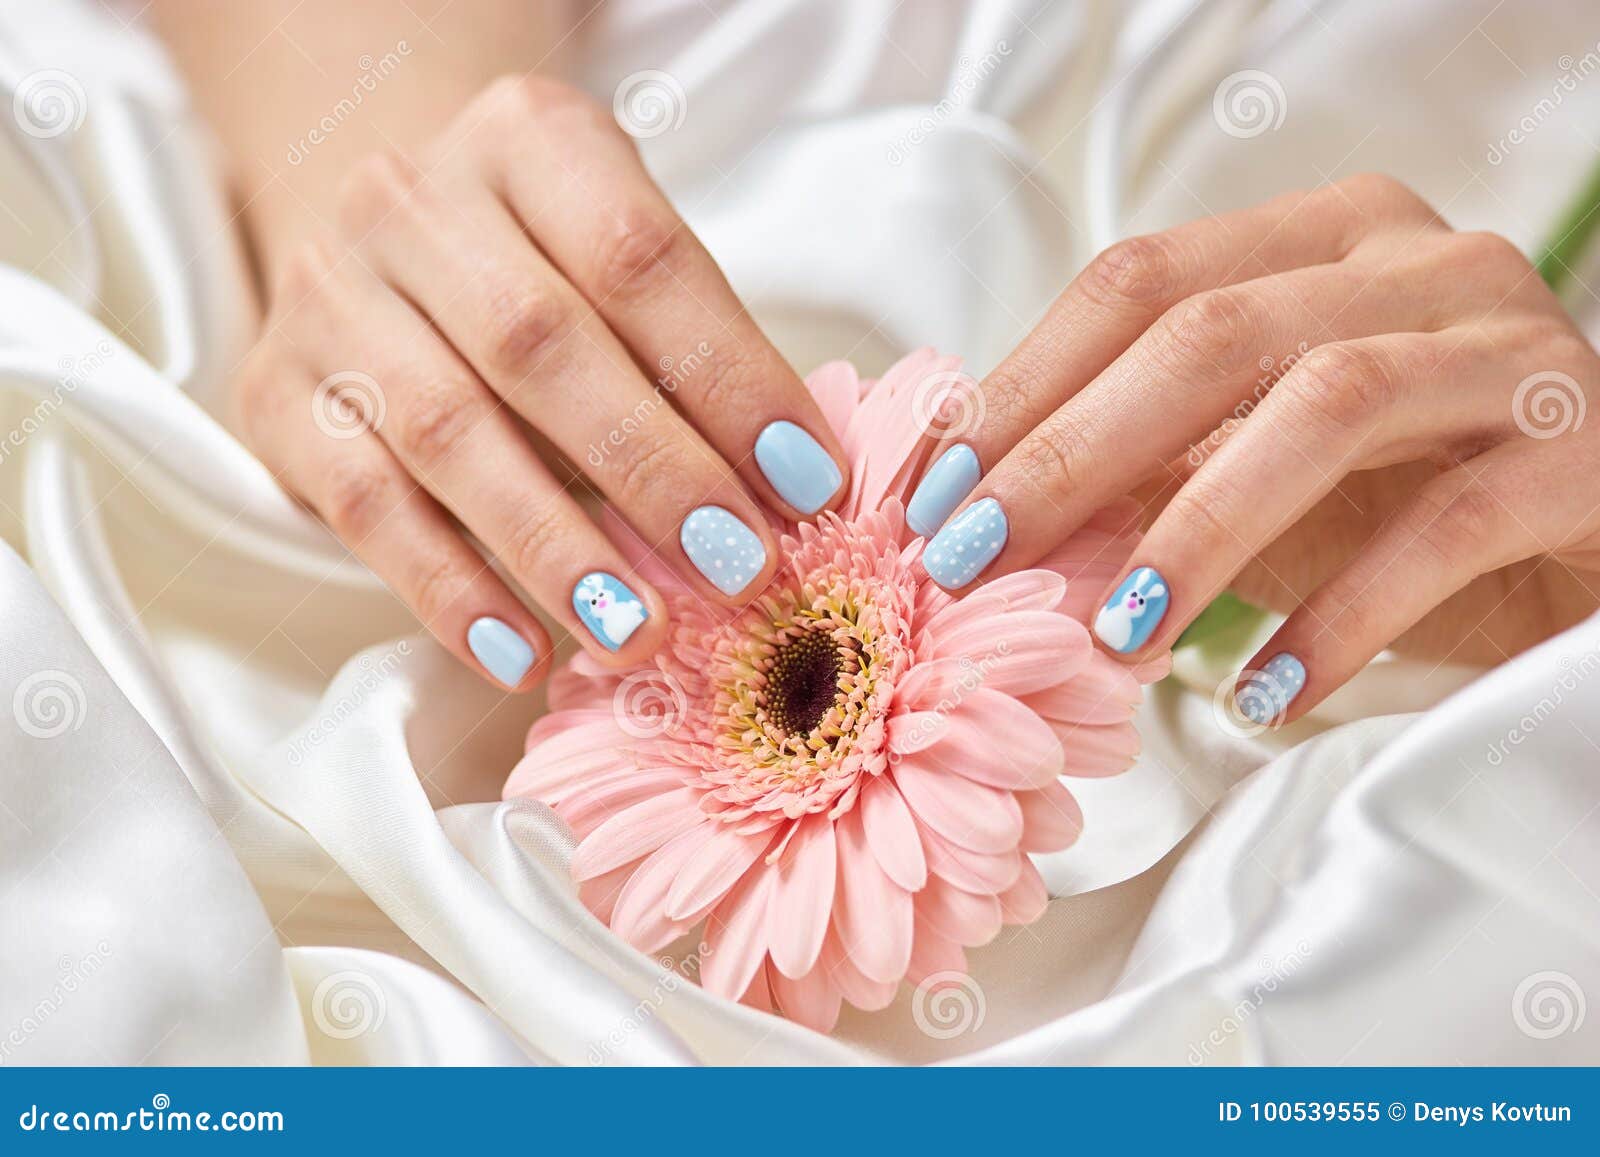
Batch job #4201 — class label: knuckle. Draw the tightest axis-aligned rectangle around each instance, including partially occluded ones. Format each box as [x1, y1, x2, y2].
[1338, 172, 1435, 221]
[336, 149, 423, 232]
[1451, 230, 1528, 275]
[1013, 418, 1092, 500]
[1156, 288, 1259, 370]
[481, 282, 573, 380]
[611, 428, 694, 505]
[321, 461, 396, 539]
[394, 383, 478, 470]
[1164, 471, 1251, 548]
[1288, 342, 1401, 430]
[1079, 234, 1186, 311]
[592, 205, 686, 300]
[274, 239, 340, 303]
[686, 342, 762, 415]
[480, 74, 607, 135]
[410, 556, 472, 624]
[506, 500, 568, 581]
[1406, 476, 1501, 556]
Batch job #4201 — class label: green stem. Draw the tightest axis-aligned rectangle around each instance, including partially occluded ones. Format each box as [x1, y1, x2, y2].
[1534, 152, 1600, 294]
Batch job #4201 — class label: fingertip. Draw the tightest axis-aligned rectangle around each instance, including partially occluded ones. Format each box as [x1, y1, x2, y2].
[466, 614, 547, 692]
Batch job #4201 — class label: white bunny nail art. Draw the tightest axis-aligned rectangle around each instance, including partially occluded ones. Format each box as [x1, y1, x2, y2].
[1093, 566, 1169, 653]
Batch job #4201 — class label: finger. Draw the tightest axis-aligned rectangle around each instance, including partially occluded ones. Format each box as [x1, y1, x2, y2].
[276, 249, 670, 664]
[1087, 330, 1508, 657]
[922, 260, 1439, 591]
[470, 76, 848, 517]
[239, 355, 551, 691]
[906, 174, 1444, 535]
[1233, 446, 1546, 725]
[338, 157, 779, 603]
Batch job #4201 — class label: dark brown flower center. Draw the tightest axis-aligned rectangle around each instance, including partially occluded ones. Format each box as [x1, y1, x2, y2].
[764, 631, 842, 737]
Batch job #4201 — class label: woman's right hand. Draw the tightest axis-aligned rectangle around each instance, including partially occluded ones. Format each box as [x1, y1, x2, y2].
[234, 76, 848, 690]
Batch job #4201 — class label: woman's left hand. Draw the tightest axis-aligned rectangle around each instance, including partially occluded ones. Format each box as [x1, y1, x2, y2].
[910, 173, 1600, 724]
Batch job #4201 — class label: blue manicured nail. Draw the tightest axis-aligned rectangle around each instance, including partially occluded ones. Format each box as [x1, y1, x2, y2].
[1092, 567, 1170, 653]
[907, 444, 981, 538]
[572, 572, 649, 651]
[467, 617, 535, 686]
[681, 506, 767, 596]
[1236, 652, 1306, 726]
[921, 497, 1008, 589]
[754, 420, 842, 514]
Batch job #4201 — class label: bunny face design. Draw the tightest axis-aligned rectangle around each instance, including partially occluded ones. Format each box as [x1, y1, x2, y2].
[572, 572, 648, 651]
[1093, 567, 1170, 654]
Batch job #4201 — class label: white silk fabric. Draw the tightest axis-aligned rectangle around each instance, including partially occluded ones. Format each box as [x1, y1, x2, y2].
[2, 0, 1598, 1065]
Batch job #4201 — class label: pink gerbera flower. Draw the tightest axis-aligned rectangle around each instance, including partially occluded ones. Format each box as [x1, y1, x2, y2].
[504, 349, 1167, 1032]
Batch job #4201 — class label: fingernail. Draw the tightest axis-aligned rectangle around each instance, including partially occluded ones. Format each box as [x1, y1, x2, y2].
[754, 420, 843, 514]
[921, 497, 1007, 589]
[1092, 567, 1170, 653]
[1236, 652, 1306, 725]
[681, 505, 767, 596]
[907, 443, 981, 538]
[572, 571, 649, 651]
[467, 617, 535, 686]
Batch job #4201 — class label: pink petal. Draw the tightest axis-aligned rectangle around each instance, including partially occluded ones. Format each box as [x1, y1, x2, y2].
[894, 762, 1022, 854]
[917, 877, 1003, 947]
[922, 571, 1068, 639]
[701, 865, 776, 1000]
[887, 709, 947, 754]
[570, 787, 704, 881]
[578, 861, 638, 924]
[921, 827, 1022, 894]
[906, 922, 968, 986]
[768, 817, 837, 979]
[558, 765, 690, 840]
[1133, 651, 1173, 683]
[1026, 661, 1141, 725]
[998, 857, 1050, 924]
[664, 823, 775, 921]
[766, 959, 843, 1033]
[804, 360, 862, 442]
[503, 720, 631, 801]
[833, 808, 913, 984]
[860, 779, 927, 891]
[927, 611, 1092, 696]
[819, 930, 899, 1012]
[920, 688, 1063, 789]
[609, 824, 718, 951]
[894, 659, 970, 712]
[1016, 779, 1084, 852]
[1047, 719, 1141, 776]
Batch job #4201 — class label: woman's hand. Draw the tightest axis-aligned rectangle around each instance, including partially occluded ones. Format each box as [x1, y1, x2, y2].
[230, 76, 847, 689]
[911, 173, 1600, 724]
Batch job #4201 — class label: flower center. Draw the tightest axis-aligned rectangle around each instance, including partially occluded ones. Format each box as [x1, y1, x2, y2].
[765, 631, 843, 737]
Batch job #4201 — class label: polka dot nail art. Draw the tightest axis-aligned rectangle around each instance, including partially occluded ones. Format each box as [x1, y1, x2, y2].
[921, 497, 1008, 590]
[680, 505, 767, 596]
[1236, 652, 1306, 726]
